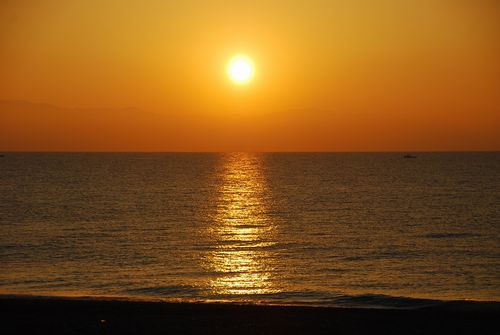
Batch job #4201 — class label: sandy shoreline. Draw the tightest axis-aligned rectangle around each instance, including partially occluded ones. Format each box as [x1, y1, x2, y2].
[0, 296, 498, 334]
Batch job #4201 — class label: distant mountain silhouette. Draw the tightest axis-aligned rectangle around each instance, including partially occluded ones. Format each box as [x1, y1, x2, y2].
[0, 100, 143, 118]
[0, 100, 175, 151]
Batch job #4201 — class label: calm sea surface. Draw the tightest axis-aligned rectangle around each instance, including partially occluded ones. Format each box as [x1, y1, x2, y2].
[1, 153, 499, 308]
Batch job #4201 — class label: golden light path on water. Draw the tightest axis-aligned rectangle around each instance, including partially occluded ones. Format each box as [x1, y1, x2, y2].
[205, 153, 280, 296]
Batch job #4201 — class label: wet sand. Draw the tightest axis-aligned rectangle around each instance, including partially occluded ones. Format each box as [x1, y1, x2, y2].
[0, 296, 498, 334]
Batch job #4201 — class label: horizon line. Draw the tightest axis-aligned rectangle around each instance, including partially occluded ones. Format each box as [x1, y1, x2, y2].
[1, 150, 499, 154]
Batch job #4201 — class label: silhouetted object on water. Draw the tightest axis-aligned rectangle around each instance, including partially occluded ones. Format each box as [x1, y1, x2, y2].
[403, 154, 417, 158]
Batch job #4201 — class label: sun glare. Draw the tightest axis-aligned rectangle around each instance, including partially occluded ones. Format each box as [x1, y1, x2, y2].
[227, 55, 255, 85]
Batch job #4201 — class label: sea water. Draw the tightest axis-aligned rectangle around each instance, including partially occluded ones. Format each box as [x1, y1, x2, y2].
[1, 153, 499, 308]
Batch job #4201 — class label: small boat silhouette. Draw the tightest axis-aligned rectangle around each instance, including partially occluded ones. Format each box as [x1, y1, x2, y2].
[403, 154, 417, 158]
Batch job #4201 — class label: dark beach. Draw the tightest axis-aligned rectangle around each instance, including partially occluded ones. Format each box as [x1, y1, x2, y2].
[1, 296, 498, 335]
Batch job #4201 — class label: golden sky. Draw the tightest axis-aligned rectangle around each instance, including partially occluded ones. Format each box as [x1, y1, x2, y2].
[1, 0, 499, 151]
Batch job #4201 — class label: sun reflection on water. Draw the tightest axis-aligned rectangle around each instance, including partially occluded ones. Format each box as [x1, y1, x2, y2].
[205, 153, 279, 296]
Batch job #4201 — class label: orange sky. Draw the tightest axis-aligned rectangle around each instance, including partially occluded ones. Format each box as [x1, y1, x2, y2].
[1, 0, 499, 151]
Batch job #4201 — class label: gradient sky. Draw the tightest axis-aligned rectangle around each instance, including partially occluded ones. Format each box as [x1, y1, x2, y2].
[1, 0, 499, 151]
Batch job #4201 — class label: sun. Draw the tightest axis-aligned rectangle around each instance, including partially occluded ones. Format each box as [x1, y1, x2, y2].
[227, 54, 255, 85]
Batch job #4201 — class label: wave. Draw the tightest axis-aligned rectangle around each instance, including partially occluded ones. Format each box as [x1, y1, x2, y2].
[1, 291, 498, 313]
[332, 293, 440, 309]
[423, 233, 482, 239]
[115, 286, 498, 310]
[121, 285, 202, 296]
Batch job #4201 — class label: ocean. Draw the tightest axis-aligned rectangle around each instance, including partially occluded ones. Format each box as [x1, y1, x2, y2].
[0, 153, 499, 308]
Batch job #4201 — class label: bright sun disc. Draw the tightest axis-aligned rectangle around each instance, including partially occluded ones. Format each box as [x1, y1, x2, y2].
[227, 55, 255, 84]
